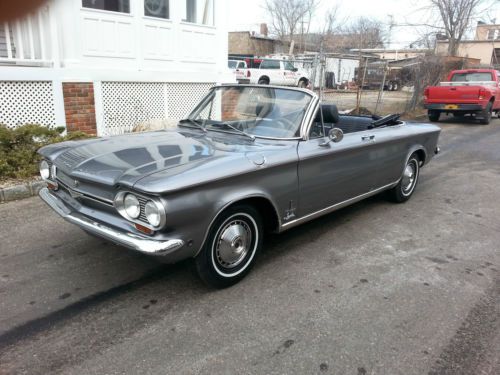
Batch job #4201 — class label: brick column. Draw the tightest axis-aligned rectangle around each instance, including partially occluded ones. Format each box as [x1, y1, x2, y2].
[62, 82, 97, 135]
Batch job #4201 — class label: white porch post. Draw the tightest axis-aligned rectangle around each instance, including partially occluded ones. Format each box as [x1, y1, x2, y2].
[52, 79, 66, 129]
[94, 81, 105, 136]
[48, 0, 60, 67]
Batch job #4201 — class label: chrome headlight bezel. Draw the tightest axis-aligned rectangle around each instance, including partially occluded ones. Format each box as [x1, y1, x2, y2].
[144, 200, 162, 227]
[39, 159, 58, 189]
[40, 160, 50, 180]
[123, 193, 141, 219]
[114, 191, 167, 230]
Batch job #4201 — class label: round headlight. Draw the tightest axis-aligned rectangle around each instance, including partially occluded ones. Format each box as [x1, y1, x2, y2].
[145, 200, 161, 227]
[40, 160, 50, 180]
[124, 194, 140, 219]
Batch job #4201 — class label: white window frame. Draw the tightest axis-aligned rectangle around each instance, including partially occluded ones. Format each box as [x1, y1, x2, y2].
[182, 0, 215, 27]
[143, 0, 170, 20]
[81, 0, 132, 15]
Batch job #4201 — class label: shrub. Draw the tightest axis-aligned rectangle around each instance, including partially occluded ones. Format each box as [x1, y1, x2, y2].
[0, 124, 90, 180]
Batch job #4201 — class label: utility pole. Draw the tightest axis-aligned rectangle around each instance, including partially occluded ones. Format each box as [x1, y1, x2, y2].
[387, 14, 394, 49]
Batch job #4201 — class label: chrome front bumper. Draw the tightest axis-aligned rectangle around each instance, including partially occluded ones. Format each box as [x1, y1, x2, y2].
[39, 188, 184, 256]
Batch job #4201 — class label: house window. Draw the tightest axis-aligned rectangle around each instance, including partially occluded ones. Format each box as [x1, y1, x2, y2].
[144, 0, 169, 19]
[183, 0, 214, 26]
[487, 29, 497, 40]
[82, 0, 130, 13]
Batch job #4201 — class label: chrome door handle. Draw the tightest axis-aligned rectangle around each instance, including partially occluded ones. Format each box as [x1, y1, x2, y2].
[361, 135, 375, 141]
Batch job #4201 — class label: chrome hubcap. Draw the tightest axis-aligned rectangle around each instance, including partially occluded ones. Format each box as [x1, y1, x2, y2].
[402, 162, 416, 193]
[215, 219, 252, 268]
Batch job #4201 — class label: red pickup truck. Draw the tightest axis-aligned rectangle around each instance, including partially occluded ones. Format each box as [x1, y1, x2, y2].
[423, 69, 500, 124]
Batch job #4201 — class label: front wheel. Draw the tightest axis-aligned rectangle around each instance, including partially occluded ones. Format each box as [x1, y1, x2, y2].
[387, 154, 420, 203]
[195, 204, 262, 288]
[298, 79, 307, 88]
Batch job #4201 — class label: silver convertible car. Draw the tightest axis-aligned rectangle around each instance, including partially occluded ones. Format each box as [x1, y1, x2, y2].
[39, 85, 441, 287]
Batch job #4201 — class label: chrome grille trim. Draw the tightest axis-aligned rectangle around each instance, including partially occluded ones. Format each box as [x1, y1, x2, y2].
[57, 179, 113, 207]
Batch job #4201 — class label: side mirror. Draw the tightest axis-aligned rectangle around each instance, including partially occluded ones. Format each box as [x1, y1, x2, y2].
[320, 128, 344, 146]
[292, 67, 298, 72]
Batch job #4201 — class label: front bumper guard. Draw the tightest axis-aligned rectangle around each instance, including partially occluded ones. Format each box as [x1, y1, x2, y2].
[39, 188, 184, 256]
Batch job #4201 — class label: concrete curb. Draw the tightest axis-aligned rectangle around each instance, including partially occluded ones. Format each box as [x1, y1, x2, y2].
[0, 181, 47, 203]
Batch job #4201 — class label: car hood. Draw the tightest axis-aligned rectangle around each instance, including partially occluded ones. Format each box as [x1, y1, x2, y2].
[40, 128, 297, 193]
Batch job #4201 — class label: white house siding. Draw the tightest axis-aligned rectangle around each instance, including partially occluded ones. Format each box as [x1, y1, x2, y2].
[0, 0, 231, 135]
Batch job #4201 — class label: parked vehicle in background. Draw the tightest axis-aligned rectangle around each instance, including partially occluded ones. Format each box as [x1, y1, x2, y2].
[424, 69, 500, 124]
[228, 60, 249, 83]
[38, 85, 440, 288]
[355, 63, 410, 91]
[246, 59, 310, 88]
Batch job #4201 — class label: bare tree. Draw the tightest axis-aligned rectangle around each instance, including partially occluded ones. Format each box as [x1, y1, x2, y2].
[263, 0, 319, 42]
[430, 0, 484, 55]
[346, 17, 386, 49]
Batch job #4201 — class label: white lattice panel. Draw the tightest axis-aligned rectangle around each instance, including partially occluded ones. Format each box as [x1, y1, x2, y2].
[99, 81, 214, 135]
[166, 83, 214, 119]
[0, 81, 56, 128]
[101, 82, 165, 136]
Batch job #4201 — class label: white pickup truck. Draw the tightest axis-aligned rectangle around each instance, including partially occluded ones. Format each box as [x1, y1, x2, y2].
[228, 60, 248, 83]
[244, 59, 310, 88]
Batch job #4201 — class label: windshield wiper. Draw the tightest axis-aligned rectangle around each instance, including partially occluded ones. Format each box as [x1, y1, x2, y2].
[207, 122, 255, 141]
[178, 118, 206, 132]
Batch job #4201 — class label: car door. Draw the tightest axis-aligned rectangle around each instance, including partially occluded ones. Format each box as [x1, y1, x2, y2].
[297, 128, 379, 218]
[259, 60, 281, 84]
[283, 61, 297, 86]
[367, 125, 413, 188]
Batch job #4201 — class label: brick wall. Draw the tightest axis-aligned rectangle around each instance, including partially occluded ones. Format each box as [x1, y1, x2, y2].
[62, 82, 97, 135]
[221, 88, 241, 120]
[228, 32, 287, 55]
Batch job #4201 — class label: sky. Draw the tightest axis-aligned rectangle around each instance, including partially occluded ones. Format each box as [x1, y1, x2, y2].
[227, 0, 500, 49]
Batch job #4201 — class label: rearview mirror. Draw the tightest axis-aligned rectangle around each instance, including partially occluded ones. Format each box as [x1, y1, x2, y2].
[320, 128, 344, 146]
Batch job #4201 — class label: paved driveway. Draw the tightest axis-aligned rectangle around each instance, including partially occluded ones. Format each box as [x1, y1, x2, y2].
[1, 117, 499, 374]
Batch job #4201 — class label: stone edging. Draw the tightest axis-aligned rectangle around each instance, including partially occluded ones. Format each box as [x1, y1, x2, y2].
[0, 181, 47, 203]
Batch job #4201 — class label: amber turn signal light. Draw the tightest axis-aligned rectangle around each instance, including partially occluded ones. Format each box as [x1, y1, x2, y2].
[135, 223, 154, 235]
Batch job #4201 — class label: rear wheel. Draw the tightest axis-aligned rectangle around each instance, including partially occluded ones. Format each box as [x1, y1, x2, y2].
[387, 154, 420, 203]
[298, 79, 307, 88]
[392, 81, 399, 91]
[428, 110, 440, 122]
[258, 78, 269, 85]
[195, 204, 262, 288]
[479, 102, 492, 125]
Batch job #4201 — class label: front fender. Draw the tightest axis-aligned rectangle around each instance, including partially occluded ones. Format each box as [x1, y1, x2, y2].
[159, 165, 297, 260]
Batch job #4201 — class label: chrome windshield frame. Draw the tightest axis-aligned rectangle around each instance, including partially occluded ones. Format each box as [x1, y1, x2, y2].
[186, 84, 319, 141]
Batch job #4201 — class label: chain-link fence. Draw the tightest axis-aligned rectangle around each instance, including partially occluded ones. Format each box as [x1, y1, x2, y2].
[293, 53, 481, 118]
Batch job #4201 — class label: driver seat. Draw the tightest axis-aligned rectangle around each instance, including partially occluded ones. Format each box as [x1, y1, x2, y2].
[314, 104, 340, 124]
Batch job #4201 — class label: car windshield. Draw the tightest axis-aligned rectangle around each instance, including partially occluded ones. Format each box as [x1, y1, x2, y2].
[451, 72, 493, 82]
[228, 61, 237, 69]
[187, 86, 313, 139]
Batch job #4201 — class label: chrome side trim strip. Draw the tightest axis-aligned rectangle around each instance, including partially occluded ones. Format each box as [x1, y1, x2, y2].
[39, 188, 184, 256]
[279, 182, 398, 231]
